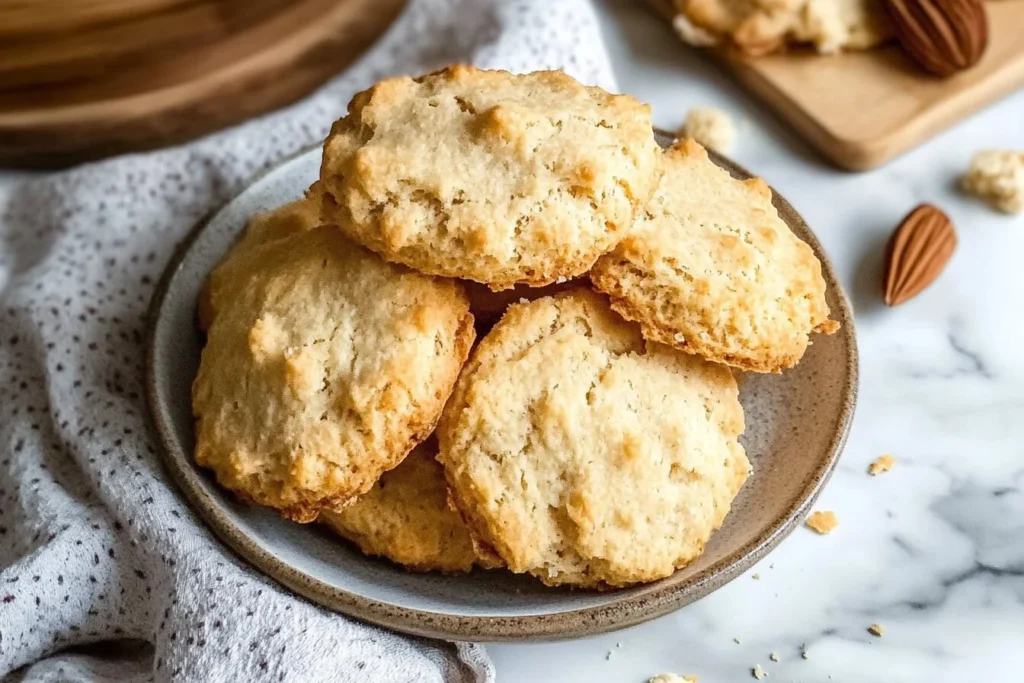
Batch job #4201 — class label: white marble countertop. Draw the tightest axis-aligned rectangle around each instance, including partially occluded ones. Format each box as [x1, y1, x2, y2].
[488, 2, 1024, 681]
[1, 2, 1020, 681]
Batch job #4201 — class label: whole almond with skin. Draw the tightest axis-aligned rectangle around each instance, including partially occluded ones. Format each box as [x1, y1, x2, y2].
[883, 204, 957, 306]
[882, 0, 988, 77]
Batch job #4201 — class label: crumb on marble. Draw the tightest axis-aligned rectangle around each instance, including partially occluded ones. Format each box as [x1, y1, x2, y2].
[752, 664, 768, 679]
[769, 651, 779, 662]
[806, 510, 839, 535]
[868, 623, 885, 637]
[869, 454, 896, 475]
[752, 573, 761, 580]
[961, 150, 1024, 214]
[680, 107, 737, 154]
[648, 675, 697, 683]
[734, 636, 742, 644]
[801, 650, 810, 660]
[606, 650, 613, 660]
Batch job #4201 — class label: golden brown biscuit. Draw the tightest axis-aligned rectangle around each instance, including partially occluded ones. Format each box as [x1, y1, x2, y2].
[437, 289, 749, 588]
[198, 183, 323, 332]
[320, 65, 662, 290]
[319, 443, 482, 573]
[591, 139, 837, 373]
[193, 226, 474, 522]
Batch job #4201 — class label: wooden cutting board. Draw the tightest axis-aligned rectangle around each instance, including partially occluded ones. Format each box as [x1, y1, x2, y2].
[0, 0, 406, 168]
[647, 0, 1024, 171]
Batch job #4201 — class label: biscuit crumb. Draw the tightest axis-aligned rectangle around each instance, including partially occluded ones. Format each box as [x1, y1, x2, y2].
[806, 510, 839, 534]
[769, 651, 779, 662]
[734, 636, 742, 644]
[868, 623, 884, 637]
[962, 150, 1024, 214]
[606, 650, 613, 660]
[752, 572, 761, 580]
[648, 675, 698, 683]
[868, 454, 896, 475]
[801, 650, 810, 660]
[680, 107, 736, 154]
[752, 664, 768, 679]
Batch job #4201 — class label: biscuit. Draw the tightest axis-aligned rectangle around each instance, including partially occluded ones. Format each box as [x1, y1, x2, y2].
[320, 65, 662, 290]
[673, 0, 890, 55]
[198, 183, 323, 332]
[591, 139, 837, 373]
[437, 289, 749, 588]
[319, 442, 481, 572]
[192, 226, 474, 522]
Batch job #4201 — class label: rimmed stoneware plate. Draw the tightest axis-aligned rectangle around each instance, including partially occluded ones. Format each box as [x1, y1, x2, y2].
[145, 132, 858, 641]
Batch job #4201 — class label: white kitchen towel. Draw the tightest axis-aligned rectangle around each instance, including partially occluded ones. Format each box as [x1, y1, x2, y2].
[0, 1, 616, 680]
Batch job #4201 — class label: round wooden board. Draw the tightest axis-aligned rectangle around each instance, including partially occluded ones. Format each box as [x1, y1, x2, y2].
[0, 0, 406, 168]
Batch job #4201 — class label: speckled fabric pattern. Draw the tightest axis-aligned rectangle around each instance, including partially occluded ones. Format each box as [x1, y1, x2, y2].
[0, 1, 615, 680]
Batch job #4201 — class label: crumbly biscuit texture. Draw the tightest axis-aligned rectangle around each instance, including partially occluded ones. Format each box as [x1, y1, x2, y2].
[319, 443, 481, 572]
[198, 183, 323, 331]
[193, 226, 474, 522]
[438, 290, 749, 587]
[680, 107, 736, 153]
[591, 139, 837, 373]
[320, 66, 662, 289]
[673, 0, 890, 55]
[961, 150, 1024, 214]
[795, 0, 892, 53]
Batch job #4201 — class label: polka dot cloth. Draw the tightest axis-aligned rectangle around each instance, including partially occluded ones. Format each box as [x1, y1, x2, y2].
[0, 1, 615, 680]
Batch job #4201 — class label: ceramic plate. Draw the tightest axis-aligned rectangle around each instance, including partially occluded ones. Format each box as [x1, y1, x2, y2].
[145, 134, 858, 641]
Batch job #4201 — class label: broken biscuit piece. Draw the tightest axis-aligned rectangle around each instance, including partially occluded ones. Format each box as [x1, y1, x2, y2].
[805, 510, 839, 535]
[868, 454, 896, 475]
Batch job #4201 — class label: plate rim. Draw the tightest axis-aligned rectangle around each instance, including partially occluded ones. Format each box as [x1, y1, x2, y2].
[144, 135, 859, 642]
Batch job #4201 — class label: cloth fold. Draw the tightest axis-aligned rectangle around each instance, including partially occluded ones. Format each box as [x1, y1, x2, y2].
[0, 1, 615, 680]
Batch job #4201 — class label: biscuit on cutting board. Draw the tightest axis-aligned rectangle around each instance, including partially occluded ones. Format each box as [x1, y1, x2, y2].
[672, 0, 890, 55]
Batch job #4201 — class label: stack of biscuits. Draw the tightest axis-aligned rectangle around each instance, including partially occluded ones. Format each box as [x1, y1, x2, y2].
[192, 66, 837, 588]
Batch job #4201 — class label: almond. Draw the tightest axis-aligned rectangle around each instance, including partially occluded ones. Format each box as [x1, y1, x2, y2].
[882, 0, 988, 77]
[883, 204, 957, 307]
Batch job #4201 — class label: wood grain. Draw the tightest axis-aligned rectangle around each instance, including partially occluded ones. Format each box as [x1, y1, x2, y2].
[0, 0, 406, 167]
[646, 0, 1024, 170]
